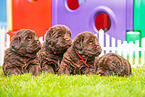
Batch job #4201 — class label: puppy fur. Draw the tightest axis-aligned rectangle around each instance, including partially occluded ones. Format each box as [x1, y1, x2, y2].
[58, 32, 102, 75]
[38, 25, 72, 73]
[96, 53, 132, 76]
[3, 29, 41, 76]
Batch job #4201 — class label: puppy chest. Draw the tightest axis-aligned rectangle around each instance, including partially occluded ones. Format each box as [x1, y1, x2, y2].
[72, 63, 87, 74]
[74, 61, 85, 68]
[73, 68, 82, 74]
[22, 58, 38, 67]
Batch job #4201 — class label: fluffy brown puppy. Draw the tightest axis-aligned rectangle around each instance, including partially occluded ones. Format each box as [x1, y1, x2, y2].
[58, 32, 102, 75]
[3, 29, 41, 76]
[38, 25, 72, 73]
[96, 53, 132, 76]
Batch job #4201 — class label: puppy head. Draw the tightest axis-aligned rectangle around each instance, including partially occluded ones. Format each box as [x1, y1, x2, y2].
[10, 29, 41, 56]
[73, 32, 102, 59]
[97, 53, 127, 76]
[44, 25, 72, 53]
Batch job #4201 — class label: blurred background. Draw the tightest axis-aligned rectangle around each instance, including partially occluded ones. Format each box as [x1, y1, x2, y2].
[0, 0, 144, 42]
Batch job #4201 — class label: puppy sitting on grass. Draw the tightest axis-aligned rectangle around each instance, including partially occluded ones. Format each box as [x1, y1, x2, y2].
[58, 32, 102, 75]
[38, 25, 72, 73]
[96, 53, 132, 76]
[3, 29, 41, 76]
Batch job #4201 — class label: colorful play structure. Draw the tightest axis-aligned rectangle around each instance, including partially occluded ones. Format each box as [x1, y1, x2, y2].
[0, 0, 145, 44]
[0, 0, 7, 27]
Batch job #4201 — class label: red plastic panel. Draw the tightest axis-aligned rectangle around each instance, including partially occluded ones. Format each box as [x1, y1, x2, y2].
[11, 0, 52, 38]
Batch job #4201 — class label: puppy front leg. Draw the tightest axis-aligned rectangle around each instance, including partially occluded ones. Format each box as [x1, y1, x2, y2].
[42, 64, 54, 74]
[28, 65, 41, 76]
[83, 68, 96, 75]
[3, 65, 22, 76]
[58, 61, 72, 75]
[58, 66, 70, 75]
[40, 56, 55, 74]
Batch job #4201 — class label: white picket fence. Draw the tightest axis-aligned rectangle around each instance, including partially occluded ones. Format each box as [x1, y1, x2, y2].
[0, 27, 9, 66]
[96, 29, 145, 68]
[0, 28, 145, 67]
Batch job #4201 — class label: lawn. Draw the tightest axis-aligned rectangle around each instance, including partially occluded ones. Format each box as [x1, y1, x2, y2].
[0, 66, 145, 97]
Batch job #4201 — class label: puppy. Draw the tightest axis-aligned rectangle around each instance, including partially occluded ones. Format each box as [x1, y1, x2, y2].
[3, 29, 41, 76]
[38, 25, 72, 73]
[96, 53, 132, 76]
[58, 32, 102, 75]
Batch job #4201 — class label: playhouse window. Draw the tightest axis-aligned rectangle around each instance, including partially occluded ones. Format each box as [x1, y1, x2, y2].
[67, 0, 85, 10]
[95, 13, 111, 32]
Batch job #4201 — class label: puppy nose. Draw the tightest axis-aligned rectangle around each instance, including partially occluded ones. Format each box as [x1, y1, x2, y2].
[94, 45, 99, 48]
[97, 46, 100, 49]
[96, 44, 101, 48]
[66, 38, 69, 41]
[97, 69, 103, 75]
[98, 71, 105, 76]
[97, 71, 101, 75]
[36, 40, 40, 44]
[65, 37, 70, 41]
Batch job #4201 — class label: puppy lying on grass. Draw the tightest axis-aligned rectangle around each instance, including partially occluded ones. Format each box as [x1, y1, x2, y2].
[96, 53, 132, 76]
[3, 29, 41, 76]
[38, 25, 72, 73]
[58, 32, 102, 75]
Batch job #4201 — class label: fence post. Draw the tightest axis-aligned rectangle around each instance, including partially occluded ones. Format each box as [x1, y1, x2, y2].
[99, 29, 104, 56]
[141, 38, 145, 66]
[122, 41, 128, 59]
[111, 37, 116, 53]
[0, 27, 5, 66]
[135, 40, 139, 67]
[117, 40, 122, 56]
[6, 34, 10, 49]
[39, 36, 44, 44]
[129, 41, 134, 66]
[106, 34, 110, 54]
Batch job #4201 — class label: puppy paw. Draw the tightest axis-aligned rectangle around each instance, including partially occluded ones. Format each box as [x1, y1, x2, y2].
[28, 65, 41, 76]
[42, 65, 54, 74]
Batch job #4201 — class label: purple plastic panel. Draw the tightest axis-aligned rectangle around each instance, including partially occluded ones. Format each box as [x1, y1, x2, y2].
[52, 0, 127, 40]
[126, 0, 134, 31]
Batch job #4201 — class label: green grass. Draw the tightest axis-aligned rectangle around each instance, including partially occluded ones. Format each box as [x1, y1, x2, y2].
[0, 66, 145, 97]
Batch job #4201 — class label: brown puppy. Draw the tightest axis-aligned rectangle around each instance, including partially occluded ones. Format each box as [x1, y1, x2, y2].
[58, 32, 102, 75]
[96, 53, 132, 76]
[38, 25, 72, 73]
[3, 29, 41, 76]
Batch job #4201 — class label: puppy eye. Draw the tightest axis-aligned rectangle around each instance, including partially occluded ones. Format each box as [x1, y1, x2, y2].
[88, 41, 92, 44]
[26, 36, 32, 40]
[57, 34, 61, 38]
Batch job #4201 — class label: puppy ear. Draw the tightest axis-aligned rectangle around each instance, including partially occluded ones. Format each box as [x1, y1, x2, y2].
[10, 37, 21, 51]
[74, 35, 84, 50]
[45, 27, 54, 45]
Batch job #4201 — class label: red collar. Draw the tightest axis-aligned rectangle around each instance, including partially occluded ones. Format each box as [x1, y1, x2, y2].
[76, 52, 89, 67]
